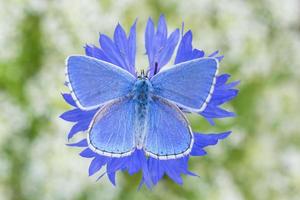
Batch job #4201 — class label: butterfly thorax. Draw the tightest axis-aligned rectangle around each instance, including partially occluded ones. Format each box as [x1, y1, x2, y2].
[132, 76, 153, 149]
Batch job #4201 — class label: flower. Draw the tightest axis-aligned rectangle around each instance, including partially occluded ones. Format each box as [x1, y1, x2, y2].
[60, 15, 239, 188]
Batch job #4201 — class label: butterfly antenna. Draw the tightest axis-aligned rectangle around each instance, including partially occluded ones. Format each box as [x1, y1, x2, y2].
[154, 62, 158, 75]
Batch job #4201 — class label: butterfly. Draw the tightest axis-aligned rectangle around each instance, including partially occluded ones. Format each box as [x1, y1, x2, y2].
[66, 55, 218, 160]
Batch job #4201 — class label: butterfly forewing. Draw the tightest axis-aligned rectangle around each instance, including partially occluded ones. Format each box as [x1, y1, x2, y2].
[150, 57, 219, 113]
[66, 55, 135, 110]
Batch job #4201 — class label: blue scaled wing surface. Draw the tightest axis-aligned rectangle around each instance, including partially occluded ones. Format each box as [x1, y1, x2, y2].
[150, 57, 219, 112]
[87, 97, 136, 157]
[66, 55, 135, 110]
[144, 96, 193, 160]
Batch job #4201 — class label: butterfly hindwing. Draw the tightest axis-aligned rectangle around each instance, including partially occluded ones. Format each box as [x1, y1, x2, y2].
[87, 97, 136, 157]
[66, 55, 135, 110]
[150, 57, 219, 112]
[144, 96, 193, 159]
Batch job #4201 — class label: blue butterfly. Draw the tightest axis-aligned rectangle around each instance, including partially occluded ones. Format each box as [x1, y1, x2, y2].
[66, 55, 218, 160]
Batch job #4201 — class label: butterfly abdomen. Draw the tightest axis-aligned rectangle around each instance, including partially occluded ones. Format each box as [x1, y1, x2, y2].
[132, 78, 153, 149]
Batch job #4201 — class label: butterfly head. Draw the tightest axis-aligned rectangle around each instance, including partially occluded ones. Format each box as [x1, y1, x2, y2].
[137, 69, 148, 80]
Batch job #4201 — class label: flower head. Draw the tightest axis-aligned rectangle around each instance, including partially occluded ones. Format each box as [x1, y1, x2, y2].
[61, 15, 239, 188]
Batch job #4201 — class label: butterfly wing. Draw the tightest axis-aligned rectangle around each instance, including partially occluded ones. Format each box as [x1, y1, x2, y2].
[66, 55, 135, 110]
[87, 97, 136, 157]
[144, 96, 193, 159]
[150, 57, 219, 112]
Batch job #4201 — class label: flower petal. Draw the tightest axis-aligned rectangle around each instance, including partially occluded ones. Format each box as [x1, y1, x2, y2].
[66, 139, 88, 147]
[209, 50, 219, 57]
[89, 156, 108, 176]
[192, 49, 205, 58]
[128, 21, 137, 73]
[60, 108, 93, 122]
[114, 24, 128, 57]
[61, 93, 76, 107]
[193, 131, 231, 149]
[67, 120, 90, 140]
[145, 17, 155, 57]
[114, 24, 130, 69]
[79, 148, 97, 158]
[84, 44, 110, 62]
[156, 28, 180, 71]
[99, 34, 126, 68]
[146, 15, 180, 77]
[174, 30, 204, 64]
[155, 15, 167, 49]
[175, 30, 193, 64]
[107, 157, 128, 174]
[162, 160, 183, 185]
[201, 106, 236, 118]
[126, 151, 141, 175]
[137, 150, 152, 188]
[210, 89, 239, 105]
[216, 74, 231, 86]
[148, 158, 164, 185]
[190, 148, 207, 156]
[218, 80, 240, 90]
[107, 172, 116, 186]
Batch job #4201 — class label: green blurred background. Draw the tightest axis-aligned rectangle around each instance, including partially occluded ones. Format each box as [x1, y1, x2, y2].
[0, 0, 299, 199]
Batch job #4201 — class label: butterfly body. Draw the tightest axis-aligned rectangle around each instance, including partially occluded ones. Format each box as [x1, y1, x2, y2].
[132, 76, 153, 149]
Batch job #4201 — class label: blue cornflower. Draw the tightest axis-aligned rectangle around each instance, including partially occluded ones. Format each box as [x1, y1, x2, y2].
[61, 15, 239, 188]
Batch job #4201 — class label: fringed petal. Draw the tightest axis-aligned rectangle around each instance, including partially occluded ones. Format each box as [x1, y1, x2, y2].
[114, 24, 128, 57]
[198, 73, 239, 121]
[175, 30, 193, 64]
[218, 80, 240, 90]
[210, 89, 239, 105]
[193, 131, 231, 149]
[145, 17, 155, 58]
[190, 148, 207, 156]
[84, 44, 110, 62]
[114, 24, 130, 70]
[128, 21, 137, 73]
[66, 139, 88, 147]
[79, 148, 97, 158]
[137, 150, 152, 188]
[161, 159, 184, 185]
[148, 157, 165, 185]
[216, 55, 224, 61]
[155, 15, 168, 49]
[67, 118, 91, 140]
[156, 29, 180, 70]
[216, 74, 231, 86]
[107, 157, 128, 174]
[192, 49, 205, 59]
[146, 15, 180, 77]
[126, 150, 141, 175]
[60, 108, 96, 122]
[89, 155, 109, 176]
[209, 50, 219, 57]
[191, 132, 231, 157]
[174, 30, 205, 64]
[61, 93, 77, 107]
[107, 172, 116, 186]
[201, 106, 236, 119]
[99, 34, 126, 68]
